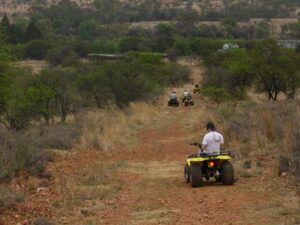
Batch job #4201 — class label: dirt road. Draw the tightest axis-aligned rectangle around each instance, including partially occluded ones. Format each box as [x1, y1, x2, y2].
[1, 61, 299, 225]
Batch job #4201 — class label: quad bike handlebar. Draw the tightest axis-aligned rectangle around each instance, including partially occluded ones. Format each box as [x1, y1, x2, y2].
[190, 142, 204, 152]
[189, 142, 231, 156]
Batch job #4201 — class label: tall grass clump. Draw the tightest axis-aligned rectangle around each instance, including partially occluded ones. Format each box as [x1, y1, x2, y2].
[77, 102, 160, 152]
[216, 100, 300, 178]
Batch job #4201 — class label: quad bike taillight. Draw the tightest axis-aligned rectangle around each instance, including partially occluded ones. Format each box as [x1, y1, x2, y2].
[208, 161, 215, 168]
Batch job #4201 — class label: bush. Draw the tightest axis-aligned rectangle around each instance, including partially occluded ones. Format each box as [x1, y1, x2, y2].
[0, 128, 51, 181]
[0, 187, 24, 207]
[28, 124, 82, 150]
[118, 37, 145, 53]
[216, 100, 300, 179]
[24, 40, 54, 60]
[202, 86, 228, 104]
[46, 46, 79, 66]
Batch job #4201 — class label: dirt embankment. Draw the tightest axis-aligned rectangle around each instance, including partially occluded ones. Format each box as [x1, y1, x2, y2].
[0, 60, 299, 225]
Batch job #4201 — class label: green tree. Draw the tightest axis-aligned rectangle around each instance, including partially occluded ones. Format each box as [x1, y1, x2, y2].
[167, 38, 192, 61]
[118, 37, 145, 53]
[252, 39, 288, 101]
[222, 49, 255, 99]
[256, 21, 270, 39]
[49, 0, 83, 34]
[24, 86, 56, 124]
[176, 9, 199, 37]
[38, 68, 78, 122]
[202, 86, 227, 104]
[46, 46, 79, 66]
[35, 19, 55, 39]
[0, 68, 34, 130]
[276, 48, 300, 99]
[94, 0, 120, 24]
[0, 15, 11, 42]
[77, 69, 112, 108]
[79, 20, 98, 40]
[24, 21, 43, 42]
[25, 40, 54, 60]
[153, 23, 177, 52]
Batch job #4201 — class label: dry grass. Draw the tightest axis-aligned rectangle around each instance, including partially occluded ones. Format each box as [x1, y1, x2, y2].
[16, 60, 47, 75]
[129, 209, 179, 225]
[0, 186, 24, 208]
[77, 103, 163, 152]
[212, 100, 300, 179]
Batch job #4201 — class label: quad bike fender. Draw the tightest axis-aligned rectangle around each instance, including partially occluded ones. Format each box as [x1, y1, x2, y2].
[186, 155, 231, 166]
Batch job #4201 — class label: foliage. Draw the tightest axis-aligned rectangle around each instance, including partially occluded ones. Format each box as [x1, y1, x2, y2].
[202, 86, 227, 104]
[46, 46, 79, 66]
[202, 39, 300, 102]
[24, 21, 43, 42]
[79, 20, 98, 40]
[24, 40, 54, 60]
[252, 39, 299, 100]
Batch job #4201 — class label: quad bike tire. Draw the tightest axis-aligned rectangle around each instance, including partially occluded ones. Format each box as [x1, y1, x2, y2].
[184, 164, 190, 183]
[190, 164, 203, 188]
[221, 161, 234, 185]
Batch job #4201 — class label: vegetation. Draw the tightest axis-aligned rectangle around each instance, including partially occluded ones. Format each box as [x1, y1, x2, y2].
[202, 39, 300, 102]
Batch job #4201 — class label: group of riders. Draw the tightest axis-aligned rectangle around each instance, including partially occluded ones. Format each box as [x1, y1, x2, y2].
[169, 87, 224, 156]
[168, 89, 193, 107]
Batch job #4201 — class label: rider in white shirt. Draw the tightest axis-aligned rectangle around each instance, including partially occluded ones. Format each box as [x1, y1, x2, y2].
[183, 90, 189, 98]
[201, 122, 224, 155]
[170, 91, 177, 100]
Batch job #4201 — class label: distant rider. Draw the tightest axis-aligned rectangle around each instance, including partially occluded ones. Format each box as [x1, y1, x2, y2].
[201, 122, 224, 155]
[170, 91, 177, 100]
[183, 90, 189, 98]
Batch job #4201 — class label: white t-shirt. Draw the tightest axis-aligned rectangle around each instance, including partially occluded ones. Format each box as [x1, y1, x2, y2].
[170, 93, 177, 99]
[202, 131, 224, 154]
[183, 91, 189, 97]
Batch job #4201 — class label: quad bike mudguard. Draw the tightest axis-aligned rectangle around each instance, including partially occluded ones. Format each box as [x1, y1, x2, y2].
[186, 155, 231, 166]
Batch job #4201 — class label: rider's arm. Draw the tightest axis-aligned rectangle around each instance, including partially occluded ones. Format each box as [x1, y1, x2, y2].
[220, 134, 224, 144]
[202, 134, 208, 151]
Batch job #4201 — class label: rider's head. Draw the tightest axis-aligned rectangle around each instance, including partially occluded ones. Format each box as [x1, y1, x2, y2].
[172, 91, 176, 93]
[206, 121, 216, 131]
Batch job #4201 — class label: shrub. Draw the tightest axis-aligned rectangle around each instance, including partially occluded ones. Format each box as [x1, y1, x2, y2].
[0, 187, 24, 207]
[46, 46, 79, 66]
[0, 128, 50, 181]
[202, 86, 228, 104]
[118, 37, 145, 53]
[28, 124, 82, 150]
[24, 40, 54, 60]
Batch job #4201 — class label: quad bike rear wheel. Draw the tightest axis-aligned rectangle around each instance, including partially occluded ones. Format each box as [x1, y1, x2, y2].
[184, 164, 190, 183]
[221, 161, 234, 185]
[190, 164, 203, 187]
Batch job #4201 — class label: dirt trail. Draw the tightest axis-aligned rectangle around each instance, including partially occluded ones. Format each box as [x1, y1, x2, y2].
[1, 60, 299, 225]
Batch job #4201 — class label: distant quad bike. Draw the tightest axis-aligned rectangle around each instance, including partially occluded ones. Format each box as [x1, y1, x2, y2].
[193, 84, 200, 94]
[183, 96, 194, 107]
[168, 98, 179, 107]
[184, 143, 234, 188]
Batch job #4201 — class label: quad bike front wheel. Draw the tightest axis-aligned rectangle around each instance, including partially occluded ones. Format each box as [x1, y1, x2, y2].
[184, 164, 190, 183]
[221, 161, 234, 185]
[190, 164, 203, 188]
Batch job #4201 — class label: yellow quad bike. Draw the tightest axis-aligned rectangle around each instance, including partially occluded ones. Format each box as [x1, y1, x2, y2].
[184, 143, 234, 188]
